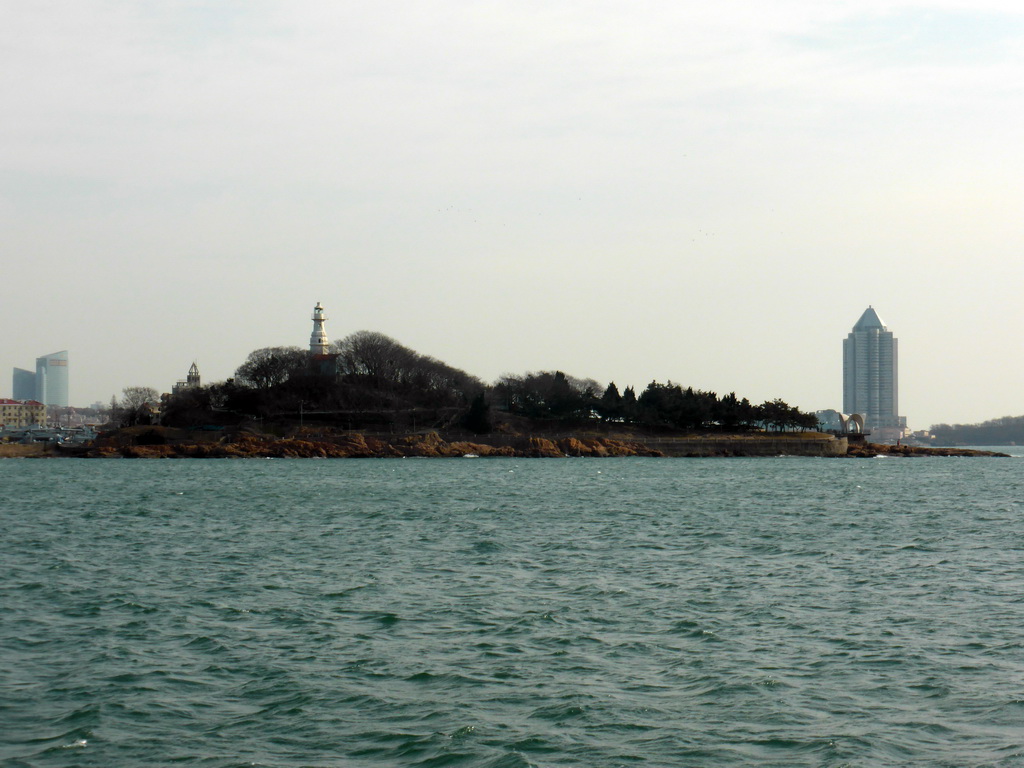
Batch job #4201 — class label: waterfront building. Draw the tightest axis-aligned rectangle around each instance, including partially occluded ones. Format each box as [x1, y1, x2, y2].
[0, 399, 46, 429]
[12, 368, 36, 400]
[843, 307, 906, 437]
[34, 350, 69, 407]
[310, 302, 329, 355]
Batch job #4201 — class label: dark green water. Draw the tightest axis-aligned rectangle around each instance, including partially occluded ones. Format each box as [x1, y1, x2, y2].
[3, 456, 1024, 767]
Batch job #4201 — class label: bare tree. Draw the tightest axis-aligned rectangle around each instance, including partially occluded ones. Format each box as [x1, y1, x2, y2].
[334, 331, 481, 406]
[119, 386, 160, 427]
[121, 386, 159, 411]
[334, 331, 415, 384]
[235, 347, 308, 390]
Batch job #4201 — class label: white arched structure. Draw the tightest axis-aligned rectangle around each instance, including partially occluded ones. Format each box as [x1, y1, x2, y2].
[838, 413, 865, 434]
[815, 410, 866, 434]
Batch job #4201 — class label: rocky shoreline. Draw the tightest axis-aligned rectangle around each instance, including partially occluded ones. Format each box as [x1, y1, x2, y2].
[77, 431, 664, 459]
[845, 442, 1009, 458]
[13, 428, 1004, 459]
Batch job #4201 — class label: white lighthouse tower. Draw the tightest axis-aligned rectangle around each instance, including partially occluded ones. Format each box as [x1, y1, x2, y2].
[310, 302, 329, 355]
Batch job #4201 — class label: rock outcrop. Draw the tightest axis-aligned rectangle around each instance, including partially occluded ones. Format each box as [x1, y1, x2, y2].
[67, 428, 1008, 460]
[81, 430, 668, 459]
[845, 442, 1009, 458]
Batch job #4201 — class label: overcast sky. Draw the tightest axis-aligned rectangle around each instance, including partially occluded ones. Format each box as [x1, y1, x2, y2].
[3, 1, 1023, 428]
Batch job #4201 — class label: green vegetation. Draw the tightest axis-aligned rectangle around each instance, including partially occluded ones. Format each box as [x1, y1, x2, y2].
[494, 372, 817, 432]
[158, 331, 818, 433]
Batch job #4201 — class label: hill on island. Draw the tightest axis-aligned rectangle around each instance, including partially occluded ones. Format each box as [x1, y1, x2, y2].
[122, 331, 819, 436]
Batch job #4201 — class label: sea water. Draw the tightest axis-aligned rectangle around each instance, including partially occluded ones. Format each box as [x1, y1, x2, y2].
[2, 455, 1024, 768]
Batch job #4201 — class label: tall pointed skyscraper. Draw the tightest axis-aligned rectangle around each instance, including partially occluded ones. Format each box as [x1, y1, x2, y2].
[843, 307, 905, 436]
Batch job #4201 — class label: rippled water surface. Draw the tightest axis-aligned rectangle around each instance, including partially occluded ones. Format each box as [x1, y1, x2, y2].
[3, 456, 1024, 767]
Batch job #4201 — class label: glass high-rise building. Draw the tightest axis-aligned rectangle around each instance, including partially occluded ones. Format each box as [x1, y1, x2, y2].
[843, 308, 904, 431]
[35, 350, 69, 407]
[12, 368, 36, 400]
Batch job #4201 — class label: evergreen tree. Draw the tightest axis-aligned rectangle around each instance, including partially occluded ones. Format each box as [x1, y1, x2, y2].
[598, 382, 623, 422]
[463, 392, 492, 434]
[621, 386, 638, 423]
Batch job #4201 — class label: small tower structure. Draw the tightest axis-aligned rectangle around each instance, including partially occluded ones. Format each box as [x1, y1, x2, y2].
[172, 362, 202, 395]
[310, 302, 330, 355]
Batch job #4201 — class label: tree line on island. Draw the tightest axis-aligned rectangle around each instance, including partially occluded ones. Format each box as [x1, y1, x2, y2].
[116, 331, 820, 433]
[928, 415, 1024, 446]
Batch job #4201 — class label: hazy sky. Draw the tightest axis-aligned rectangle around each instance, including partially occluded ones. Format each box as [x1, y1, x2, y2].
[3, 1, 1023, 428]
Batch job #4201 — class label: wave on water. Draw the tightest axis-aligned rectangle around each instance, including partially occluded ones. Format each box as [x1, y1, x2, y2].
[3, 457, 1024, 766]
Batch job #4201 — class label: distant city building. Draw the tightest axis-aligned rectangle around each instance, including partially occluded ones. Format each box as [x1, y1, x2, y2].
[0, 399, 46, 429]
[34, 350, 69, 407]
[172, 362, 201, 395]
[310, 302, 329, 355]
[11, 352, 68, 407]
[843, 307, 906, 437]
[12, 368, 36, 400]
